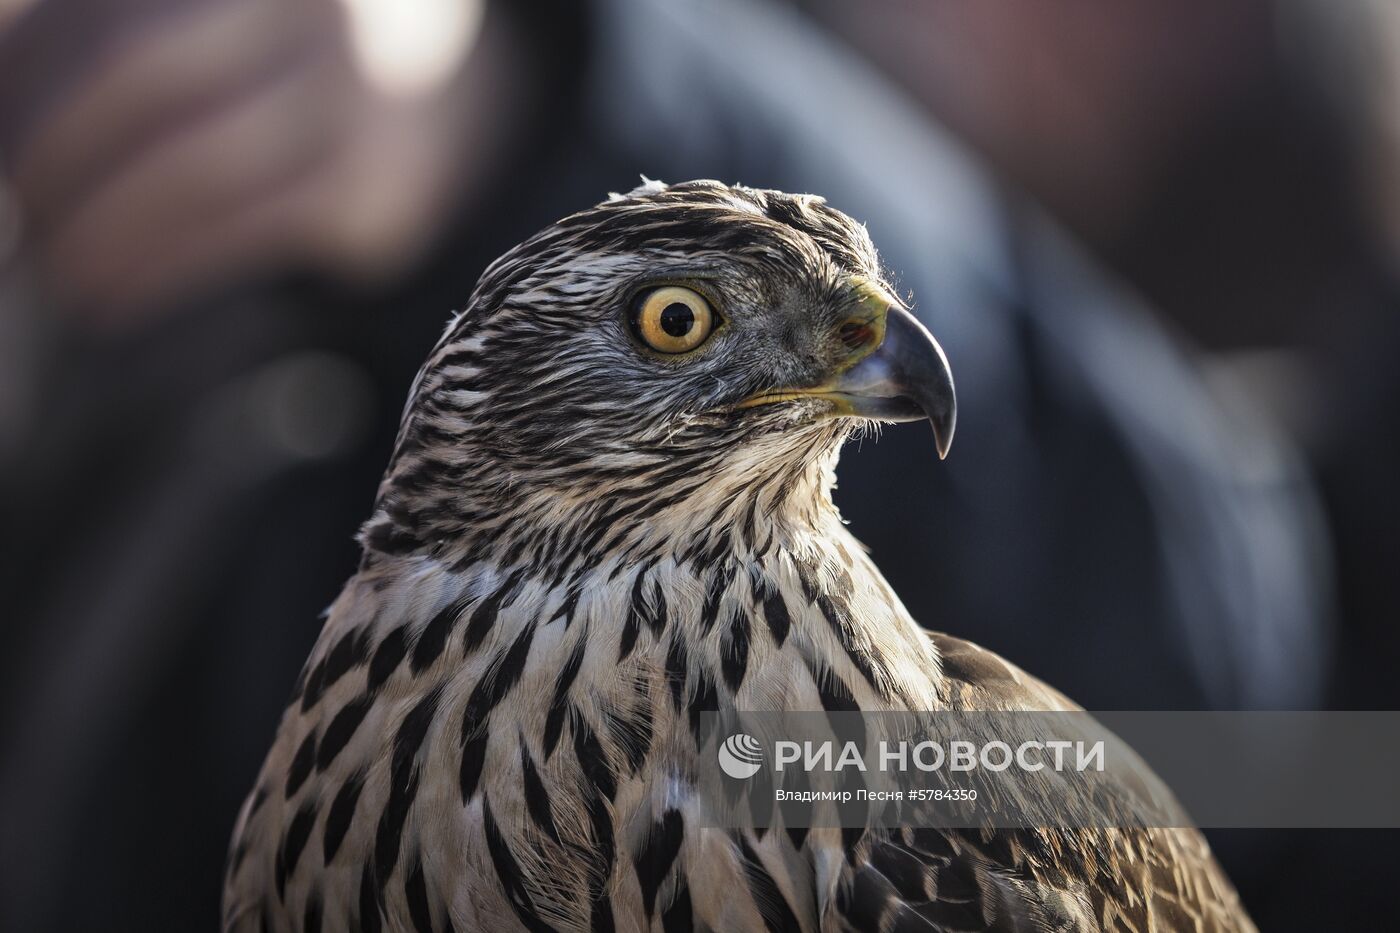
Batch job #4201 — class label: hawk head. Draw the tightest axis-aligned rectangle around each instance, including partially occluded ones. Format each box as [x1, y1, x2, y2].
[364, 180, 955, 565]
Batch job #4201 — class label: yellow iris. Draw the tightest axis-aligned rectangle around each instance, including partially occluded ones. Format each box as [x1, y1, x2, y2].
[633, 286, 716, 354]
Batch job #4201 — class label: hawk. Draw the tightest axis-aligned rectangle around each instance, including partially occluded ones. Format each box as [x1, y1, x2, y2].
[224, 180, 1254, 932]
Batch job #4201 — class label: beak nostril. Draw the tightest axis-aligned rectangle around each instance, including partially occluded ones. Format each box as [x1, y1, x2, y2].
[838, 321, 873, 350]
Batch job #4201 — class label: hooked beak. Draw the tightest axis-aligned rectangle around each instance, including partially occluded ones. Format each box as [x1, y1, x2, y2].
[830, 304, 957, 458]
[737, 301, 957, 459]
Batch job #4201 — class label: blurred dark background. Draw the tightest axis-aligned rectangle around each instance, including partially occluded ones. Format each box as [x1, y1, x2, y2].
[0, 0, 1396, 929]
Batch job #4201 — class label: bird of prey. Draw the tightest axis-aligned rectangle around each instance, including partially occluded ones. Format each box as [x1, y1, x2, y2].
[224, 180, 1255, 932]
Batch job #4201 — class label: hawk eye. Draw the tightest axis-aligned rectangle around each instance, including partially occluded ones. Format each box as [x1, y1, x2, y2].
[632, 286, 715, 354]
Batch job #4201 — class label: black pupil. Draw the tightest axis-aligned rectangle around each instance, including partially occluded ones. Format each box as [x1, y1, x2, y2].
[659, 302, 695, 337]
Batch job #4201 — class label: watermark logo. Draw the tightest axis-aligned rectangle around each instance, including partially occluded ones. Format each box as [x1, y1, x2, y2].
[696, 710, 1400, 830]
[718, 733, 765, 779]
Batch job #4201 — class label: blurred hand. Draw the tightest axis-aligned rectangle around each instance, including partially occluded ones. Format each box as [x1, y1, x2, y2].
[0, 0, 489, 328]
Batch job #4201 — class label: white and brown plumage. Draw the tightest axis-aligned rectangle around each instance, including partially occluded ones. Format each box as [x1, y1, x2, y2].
[224, 180, 1255, 932]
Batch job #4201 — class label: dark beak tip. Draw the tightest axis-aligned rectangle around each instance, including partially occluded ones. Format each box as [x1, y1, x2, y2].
[932, 414, 955, 460]
[887, 305, 956, 463]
